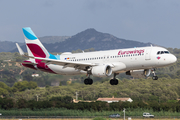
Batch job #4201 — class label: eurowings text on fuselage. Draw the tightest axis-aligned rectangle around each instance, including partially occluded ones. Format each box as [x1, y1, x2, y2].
[16, 27, 177, 85]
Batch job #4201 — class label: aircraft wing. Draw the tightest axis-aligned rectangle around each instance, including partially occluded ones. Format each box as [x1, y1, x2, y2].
[33, 57, 99, 70]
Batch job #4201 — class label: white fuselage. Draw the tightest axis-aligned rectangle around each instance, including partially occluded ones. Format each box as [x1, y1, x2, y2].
[46, 46, 177, 75]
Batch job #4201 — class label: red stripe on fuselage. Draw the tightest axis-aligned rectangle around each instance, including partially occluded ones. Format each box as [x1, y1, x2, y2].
[22, 61, 37, 70]
[35, 59, 56, 74]
[25, 44, 56, 74]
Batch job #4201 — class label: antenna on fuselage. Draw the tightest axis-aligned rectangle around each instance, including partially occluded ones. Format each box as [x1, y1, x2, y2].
[151, 44, 153, 47]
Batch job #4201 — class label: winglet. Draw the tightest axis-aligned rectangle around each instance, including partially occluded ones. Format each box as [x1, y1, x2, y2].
[16, 43, 24, 55]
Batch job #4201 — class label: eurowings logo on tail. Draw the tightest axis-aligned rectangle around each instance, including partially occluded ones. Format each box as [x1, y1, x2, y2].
[21, 27, 59, 74]
[23, 27, 57, 60]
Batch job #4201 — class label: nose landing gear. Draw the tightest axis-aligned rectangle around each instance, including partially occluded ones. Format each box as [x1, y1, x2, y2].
[152, 69, 158, 80]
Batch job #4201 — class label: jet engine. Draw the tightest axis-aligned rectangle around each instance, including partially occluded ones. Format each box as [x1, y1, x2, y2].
[91, 65, 112, 77]
[126, 69, 151, 78]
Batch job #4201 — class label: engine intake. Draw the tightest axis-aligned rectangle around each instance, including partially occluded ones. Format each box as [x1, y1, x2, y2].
[126, 69, 151, 78]
[91, 65, 112, 77]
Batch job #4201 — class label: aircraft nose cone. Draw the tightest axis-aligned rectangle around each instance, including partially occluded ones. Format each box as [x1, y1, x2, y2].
[171, 55, 177, 63]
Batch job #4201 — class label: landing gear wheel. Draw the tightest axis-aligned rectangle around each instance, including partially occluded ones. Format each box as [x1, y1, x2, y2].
[84, 78, 93, 85]
[152, 68, 158, 80]
[89, 79, 93, 85]
[115, 79, 118, 85]
[152, 76, 158, 80]
[110, 73, 119, 85]
[110, 79, 118, 85]
[110, 79, 114, 85]
[84, 79, 89, 84]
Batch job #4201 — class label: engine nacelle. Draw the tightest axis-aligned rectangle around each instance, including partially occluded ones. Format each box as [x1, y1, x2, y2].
[91, 65, 112, 77]
[126, 69, 151, 78]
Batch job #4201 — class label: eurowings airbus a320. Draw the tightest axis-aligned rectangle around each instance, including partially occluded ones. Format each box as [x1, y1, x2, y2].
[16, 27, 177, 85]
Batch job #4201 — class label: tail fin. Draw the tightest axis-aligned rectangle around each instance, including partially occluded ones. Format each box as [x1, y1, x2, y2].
[22, 27, 56, 59]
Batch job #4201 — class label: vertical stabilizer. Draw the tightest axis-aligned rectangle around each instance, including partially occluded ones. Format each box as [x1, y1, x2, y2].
[22, 27, 56, 59]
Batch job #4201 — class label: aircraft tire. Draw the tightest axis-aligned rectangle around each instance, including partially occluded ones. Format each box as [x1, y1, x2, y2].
[89, 78, 93, 85]
[110, 79, 118, 85]
[110, 79, 114, 85]
[84, 79, 89, 85]
[152, 76, 158, 80]
[115, 79, 118, 85]
[84, 78, 93, 85]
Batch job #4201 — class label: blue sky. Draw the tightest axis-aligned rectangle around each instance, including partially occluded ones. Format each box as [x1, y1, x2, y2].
[0, 0, 180, 48]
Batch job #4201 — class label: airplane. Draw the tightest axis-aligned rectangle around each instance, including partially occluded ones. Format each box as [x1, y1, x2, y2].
[16, 27, 177, 85]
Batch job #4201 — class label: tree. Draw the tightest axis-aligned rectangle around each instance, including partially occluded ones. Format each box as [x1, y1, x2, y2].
[176, 70, 180, 76]
[0, 88, 9, 97]
[13, 81, 37, 91]
[23, 74, 33, 81]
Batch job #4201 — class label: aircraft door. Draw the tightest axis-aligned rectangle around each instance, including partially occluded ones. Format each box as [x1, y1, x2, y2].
[145, 48, 152, 60]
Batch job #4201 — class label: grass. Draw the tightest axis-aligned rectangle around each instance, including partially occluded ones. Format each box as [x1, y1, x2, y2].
[1, 118, 179, 120]
[0, 108, 180, 117]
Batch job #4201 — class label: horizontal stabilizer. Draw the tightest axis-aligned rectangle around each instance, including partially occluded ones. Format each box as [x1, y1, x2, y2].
[3, 60, 37, 65]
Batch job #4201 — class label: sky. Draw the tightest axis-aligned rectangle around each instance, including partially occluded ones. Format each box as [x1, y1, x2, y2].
[0, 0, 180, 48]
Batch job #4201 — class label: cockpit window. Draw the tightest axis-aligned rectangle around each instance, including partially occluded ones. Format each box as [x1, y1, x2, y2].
[157, 51, 170, 55]
[164, 51, 170, 54]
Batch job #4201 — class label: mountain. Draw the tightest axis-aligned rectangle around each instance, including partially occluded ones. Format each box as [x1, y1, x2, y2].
[39, 36, 70, 44]
[0, 36, 70, 52]
[11, 28, 154, 53]
[0, 41, 24, 52]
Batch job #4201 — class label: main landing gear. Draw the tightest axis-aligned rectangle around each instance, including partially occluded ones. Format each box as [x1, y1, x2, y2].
[84, 75, 93, 85]
[84, 73, 119, 85]
[110, 73, 119, 85]
[152, 69, 158, 80]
